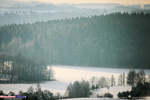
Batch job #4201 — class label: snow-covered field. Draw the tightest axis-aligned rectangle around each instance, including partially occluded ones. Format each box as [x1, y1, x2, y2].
[91, 86, 131, 98]
[59, 96, 150, 100]
[59, 98, 116, 100]
[0, 65, 150, 99]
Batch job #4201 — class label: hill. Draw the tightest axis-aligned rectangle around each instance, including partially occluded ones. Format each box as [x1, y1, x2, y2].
[0, 13, 150, 68]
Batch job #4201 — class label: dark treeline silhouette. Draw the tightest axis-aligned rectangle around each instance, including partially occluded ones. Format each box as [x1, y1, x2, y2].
[126, 69, 146, 86]
[0, 53, 54, 83]
[118, 69, 150, 99]
[118, 82, 150, 99]
[65, 80, 91, 98]
[0, 84, 58, 100]
[0, 12, 150, 68]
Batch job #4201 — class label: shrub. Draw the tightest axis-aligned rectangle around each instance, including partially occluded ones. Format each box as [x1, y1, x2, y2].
[104, 93, 113, 98]
[0, 90, 4, 95]
[117, 92, 122, 98]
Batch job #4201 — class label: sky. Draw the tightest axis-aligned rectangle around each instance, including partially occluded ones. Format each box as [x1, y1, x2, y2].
[14, 0, 150, 5]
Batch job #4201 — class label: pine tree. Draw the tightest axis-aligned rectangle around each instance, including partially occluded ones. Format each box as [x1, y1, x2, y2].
[127, 70, 136, 86]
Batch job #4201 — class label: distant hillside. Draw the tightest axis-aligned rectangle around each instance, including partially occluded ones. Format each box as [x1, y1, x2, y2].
[1, 2, 150, 26]
[72, 3, 122, 9]
[0, 13, 150, 68]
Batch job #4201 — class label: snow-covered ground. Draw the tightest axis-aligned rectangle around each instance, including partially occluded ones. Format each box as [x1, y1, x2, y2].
[91, 86, 131, 98]
[59, 98, 116, 100]
[59, 97, 150, 100]
[0, 65, 150, 99]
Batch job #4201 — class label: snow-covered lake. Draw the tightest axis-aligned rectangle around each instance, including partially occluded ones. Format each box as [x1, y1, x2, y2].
[0, 65, 150, 98]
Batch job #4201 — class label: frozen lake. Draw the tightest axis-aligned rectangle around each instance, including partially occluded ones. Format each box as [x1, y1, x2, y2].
[0, 65, 150, 97]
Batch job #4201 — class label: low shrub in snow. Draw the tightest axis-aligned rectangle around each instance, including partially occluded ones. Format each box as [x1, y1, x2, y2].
[104, 93, 113, 98]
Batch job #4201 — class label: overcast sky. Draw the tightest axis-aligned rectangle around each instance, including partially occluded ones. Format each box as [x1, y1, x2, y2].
[0, 0, 150, 5]
[14, 0, 150, 4]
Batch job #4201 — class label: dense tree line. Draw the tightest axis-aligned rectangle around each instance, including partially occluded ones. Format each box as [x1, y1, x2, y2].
[118, 82, 150, 99]
[0, 13, 150, 68]
[126, 69, 146, 86]
[118, 69, 150, 99]
[89, 69, 149, 90]
[65, 80, 91, 98]
[0, 53, 54, 83]
[65, 76, 114, 98]
[0, 84, 58, 100]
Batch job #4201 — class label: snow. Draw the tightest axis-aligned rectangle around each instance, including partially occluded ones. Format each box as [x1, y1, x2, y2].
[59, 97, 150, 100]
[0, 65, 150, 99]
[59, 98, 116, 100]
[92, 86, 131, 98]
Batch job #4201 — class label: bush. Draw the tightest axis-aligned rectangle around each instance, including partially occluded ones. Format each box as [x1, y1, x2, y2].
[104, 93, 113, 98]
[123, 91, 129, 97]
[117, 92, 122, 98]
[0, 90, 4, 95]
[118, 90, 132, 99]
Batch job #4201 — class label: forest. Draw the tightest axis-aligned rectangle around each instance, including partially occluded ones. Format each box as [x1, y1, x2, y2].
[0, 53, 54, 83]
[0, 12, 150, 68]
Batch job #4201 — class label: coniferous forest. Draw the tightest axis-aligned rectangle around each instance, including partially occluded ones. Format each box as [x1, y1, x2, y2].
[0, 12, 150, 69]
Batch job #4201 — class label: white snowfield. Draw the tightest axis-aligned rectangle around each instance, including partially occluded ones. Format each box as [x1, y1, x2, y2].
[0, 65, 150, 99]
[59, 98, 116, 100]
[91, 86, 131, 98]
[59, 97, 150, 100]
